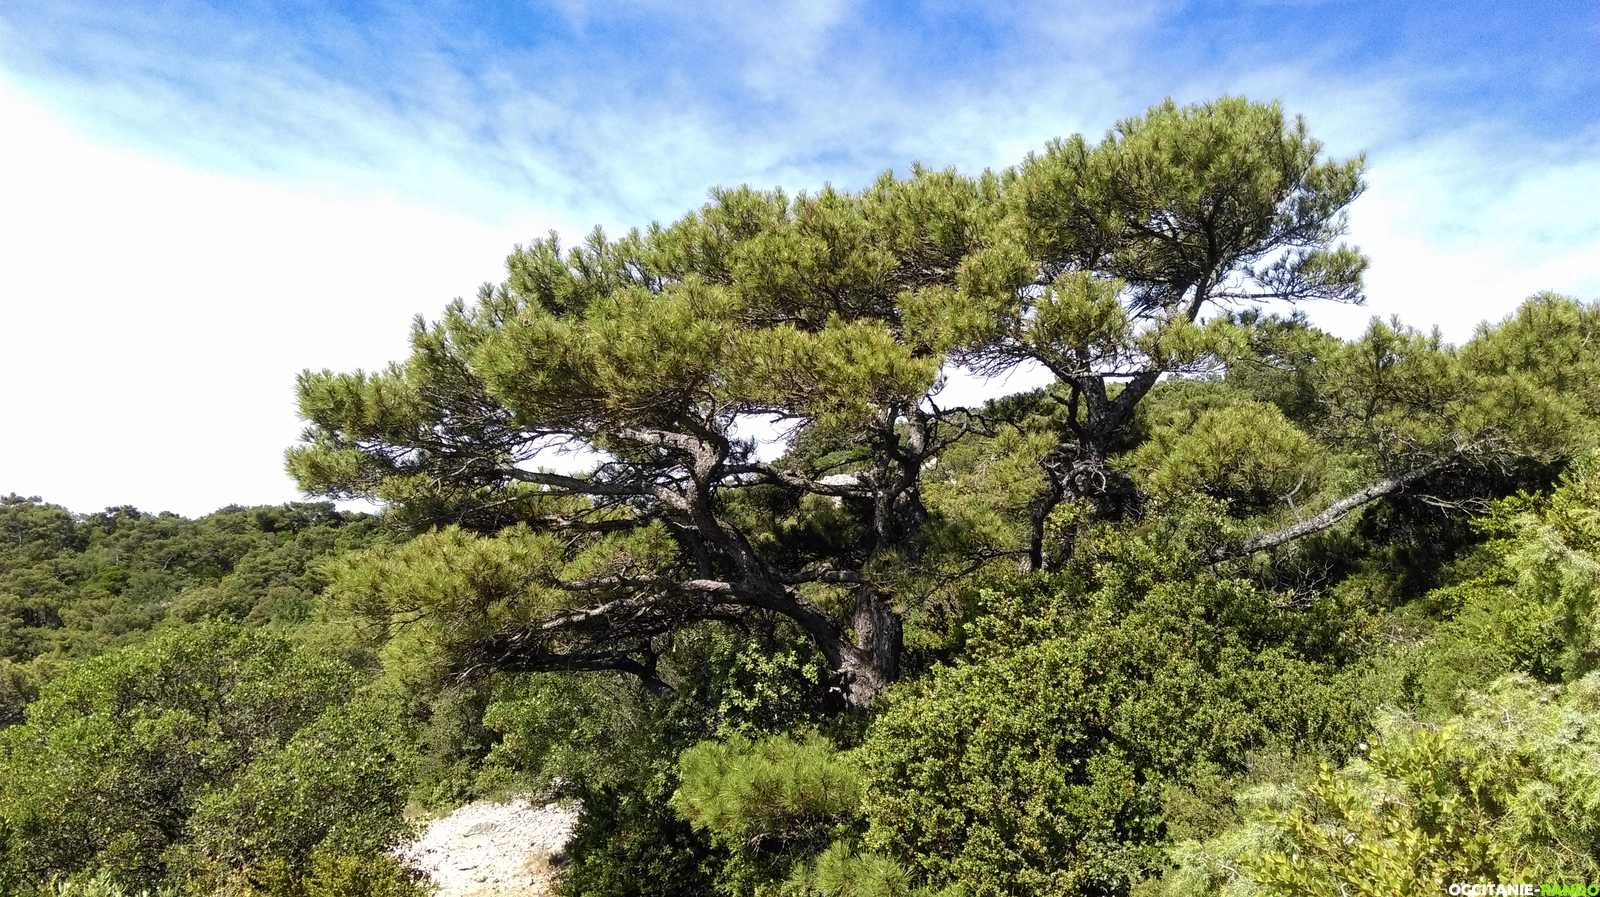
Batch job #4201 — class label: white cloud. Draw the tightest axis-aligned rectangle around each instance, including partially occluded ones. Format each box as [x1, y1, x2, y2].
[0, 79, 546, 515]
[1330, 127, 1600, 342]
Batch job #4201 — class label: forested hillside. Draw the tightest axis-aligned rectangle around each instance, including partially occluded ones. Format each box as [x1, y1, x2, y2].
[4, 97, 1599, 897]
[0, 499, 378, 720]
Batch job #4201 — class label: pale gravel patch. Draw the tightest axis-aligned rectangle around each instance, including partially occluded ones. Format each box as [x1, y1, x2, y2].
[397, 798, 579, 897]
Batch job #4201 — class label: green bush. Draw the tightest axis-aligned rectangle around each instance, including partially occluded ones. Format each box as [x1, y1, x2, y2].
[0, 624, 409, 893]
[0, 625, 358, 886]
[221, 850, 430, 897]
[557, 782, 719, 897]
[777, 842, 940, 897]
[1148, 673, 1600, 896]
[33, 871, 180, 897]
[1410, 452, 1600, 710]
[184, 699, 415, 873]
[672, 732, 866, 891]
[674, 733, 864, 851]
[857, 575, 1377, 897]
[296, 852, 431, 897]
[475, 629, 837, 897]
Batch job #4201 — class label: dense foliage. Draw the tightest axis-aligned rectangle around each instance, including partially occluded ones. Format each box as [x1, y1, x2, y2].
[0, 626, 418, 896]
[5, 96, 1600, 896]
[0, 498, 377, 719]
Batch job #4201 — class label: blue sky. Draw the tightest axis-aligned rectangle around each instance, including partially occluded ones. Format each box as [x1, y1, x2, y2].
[6, 1, 1596, 224]
[1, 1, 1597, 515]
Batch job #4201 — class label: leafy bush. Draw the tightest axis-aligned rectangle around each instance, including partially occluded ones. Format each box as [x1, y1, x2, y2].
[557, 781, 719, 897]
[857, 575, 1377, 897]
[219, 850, 430, 897]
[674, 733, 864, 851]
[0, 625, 407, 892]
[777, 842, 938, 897]
[33, 871, 180, 897]
[1148, 673, 1600, 896]
[294, 852, 431, 897]
[477, 629, 837, 897]
[1411, 452, 1600, 709]
[672, 732, 866, 891]
[183, 700, 415, 873]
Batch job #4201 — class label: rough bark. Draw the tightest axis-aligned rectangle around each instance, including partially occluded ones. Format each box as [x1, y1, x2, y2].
[839, 585, 902, 706]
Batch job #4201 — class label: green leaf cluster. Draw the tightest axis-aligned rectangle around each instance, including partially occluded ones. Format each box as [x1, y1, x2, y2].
[1151, 673, 1600, 897]
[0, 625, 412, 894]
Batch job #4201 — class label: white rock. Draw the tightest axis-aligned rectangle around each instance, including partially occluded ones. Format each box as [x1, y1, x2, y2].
[396, 798, 579, 897]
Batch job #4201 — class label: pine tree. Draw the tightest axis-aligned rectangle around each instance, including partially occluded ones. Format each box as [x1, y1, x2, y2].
[287, 98, 1405, 705]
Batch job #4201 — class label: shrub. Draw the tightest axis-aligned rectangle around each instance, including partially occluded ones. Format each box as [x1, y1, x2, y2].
[34, 871, 180, 897]
[184, 699, 415, 873]
[0, 624, 411, 894]
[858, 577, 1376, 897]
[1147, 673, 1600, 896]
[0, 625, 357, 887]
[219, 850, 430, 897]
[777, 842, 939, 897]
[1411, 453, 1600, 710]
[671, 732, 867, 891]
[674, 733, 865, 851]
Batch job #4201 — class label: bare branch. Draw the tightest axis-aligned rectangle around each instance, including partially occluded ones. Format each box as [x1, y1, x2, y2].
[1212, 449, 1471, 562]
[721, 463, 871, 498]
[505, 468, 653, 497]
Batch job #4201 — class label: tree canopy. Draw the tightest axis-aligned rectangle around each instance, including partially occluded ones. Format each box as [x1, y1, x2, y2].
[288, 97, 1413, 706]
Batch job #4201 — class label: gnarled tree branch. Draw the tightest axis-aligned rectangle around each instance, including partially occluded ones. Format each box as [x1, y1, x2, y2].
[1211, 448, 1472, 562]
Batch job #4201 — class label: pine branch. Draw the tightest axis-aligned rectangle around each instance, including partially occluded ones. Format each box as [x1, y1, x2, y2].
[1212, 449, 1471, 562]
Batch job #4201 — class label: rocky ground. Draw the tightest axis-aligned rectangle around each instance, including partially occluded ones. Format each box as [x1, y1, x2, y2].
[397, 798, 579, 897]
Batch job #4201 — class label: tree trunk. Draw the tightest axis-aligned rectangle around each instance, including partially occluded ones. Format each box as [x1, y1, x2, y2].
[838, 586, 901, 706]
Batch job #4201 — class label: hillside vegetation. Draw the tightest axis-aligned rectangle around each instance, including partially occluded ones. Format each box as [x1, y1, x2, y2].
[4, 96, 1599, 897]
